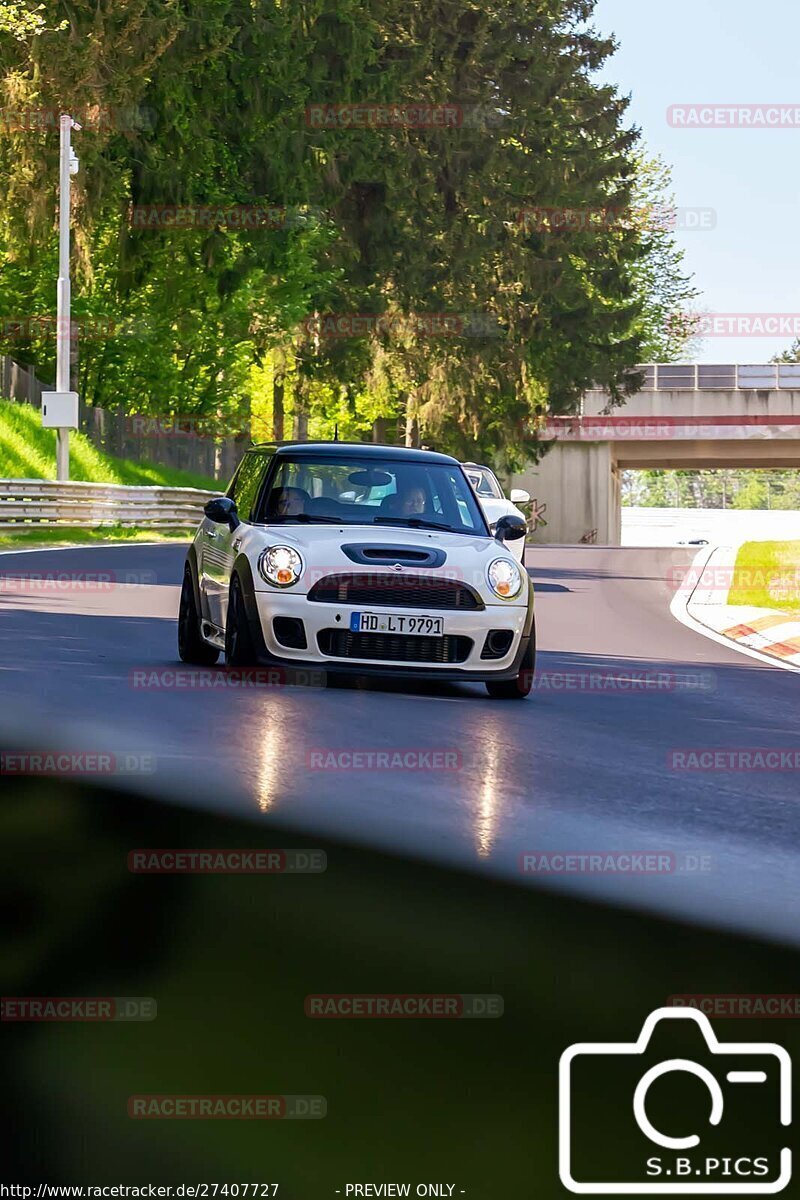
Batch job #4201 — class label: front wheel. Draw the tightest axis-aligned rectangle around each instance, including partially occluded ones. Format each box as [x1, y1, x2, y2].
[485, 625, 536, 700]
[225, 573, 258, 666]
[178, 566, 219, 665]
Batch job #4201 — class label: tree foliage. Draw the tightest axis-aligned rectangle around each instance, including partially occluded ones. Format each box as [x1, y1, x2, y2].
[623, 469, 800, 511]
[773, 339, 800, 364]
[0, 0, 697, 467]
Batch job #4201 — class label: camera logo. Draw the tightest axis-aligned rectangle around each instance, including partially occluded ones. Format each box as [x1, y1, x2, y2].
[559, 1007, 791, 1194]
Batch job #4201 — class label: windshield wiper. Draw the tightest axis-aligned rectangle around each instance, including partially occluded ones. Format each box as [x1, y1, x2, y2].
[269, 514, 346, 524]
[373, 516, 456, 533]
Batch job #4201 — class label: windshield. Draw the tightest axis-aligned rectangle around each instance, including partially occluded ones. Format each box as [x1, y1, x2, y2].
[463, 466, 504, 499]
[257, 456, 490, 535]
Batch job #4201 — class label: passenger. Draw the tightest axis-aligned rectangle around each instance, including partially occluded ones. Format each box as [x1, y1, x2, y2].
[396, 485, 426, 516]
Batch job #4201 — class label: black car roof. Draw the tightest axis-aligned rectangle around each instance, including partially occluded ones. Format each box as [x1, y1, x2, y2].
[249, 441, 460, 466]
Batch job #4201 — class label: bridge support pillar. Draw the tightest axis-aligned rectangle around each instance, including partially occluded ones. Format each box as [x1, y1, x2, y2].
[514, 441, 621, 545]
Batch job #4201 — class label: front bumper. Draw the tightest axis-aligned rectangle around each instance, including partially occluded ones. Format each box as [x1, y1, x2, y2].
[251, 589, 531, 680]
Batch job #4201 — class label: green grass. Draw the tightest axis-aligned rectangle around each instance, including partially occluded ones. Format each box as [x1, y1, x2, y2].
[728, 540, 800, 614]
[0, 399, 219, 491]
[0, 526, 191, 550]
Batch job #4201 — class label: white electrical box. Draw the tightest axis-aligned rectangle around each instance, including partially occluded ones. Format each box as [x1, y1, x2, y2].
[41, 391, 79, 429]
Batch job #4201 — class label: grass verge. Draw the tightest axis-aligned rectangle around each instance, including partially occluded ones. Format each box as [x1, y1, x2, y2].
[728, 540, 800, 614]
[0, 526, 191, 550]
[0, 399, 219, 491]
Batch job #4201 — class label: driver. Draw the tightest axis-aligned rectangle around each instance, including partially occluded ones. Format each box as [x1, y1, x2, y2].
[270, 486, 307, 517]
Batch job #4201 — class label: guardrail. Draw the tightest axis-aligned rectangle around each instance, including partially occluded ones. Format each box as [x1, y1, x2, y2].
[0, 479, 215, 530]
[635, 363, 800, 390]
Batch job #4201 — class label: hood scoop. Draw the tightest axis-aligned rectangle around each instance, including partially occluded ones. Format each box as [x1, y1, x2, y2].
[341, 543, 447, 568]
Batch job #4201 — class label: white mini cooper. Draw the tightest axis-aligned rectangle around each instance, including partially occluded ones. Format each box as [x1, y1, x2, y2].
[462, 461, 530, 564]
[179, 443, 535, 698]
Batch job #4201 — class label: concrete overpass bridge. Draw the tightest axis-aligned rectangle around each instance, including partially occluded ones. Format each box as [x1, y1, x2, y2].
[514, 363, 800, 544]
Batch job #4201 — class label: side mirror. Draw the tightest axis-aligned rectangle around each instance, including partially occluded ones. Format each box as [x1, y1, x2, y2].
[204, 496, 240, 531]
[494, 514, 526, 542]
[510, 488, 530, 504]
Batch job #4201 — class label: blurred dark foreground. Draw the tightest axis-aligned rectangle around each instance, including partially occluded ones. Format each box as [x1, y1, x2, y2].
[1, 767, 797, 1196]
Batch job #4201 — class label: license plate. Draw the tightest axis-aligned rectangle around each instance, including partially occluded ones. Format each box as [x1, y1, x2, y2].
[351, 611, 444, 636]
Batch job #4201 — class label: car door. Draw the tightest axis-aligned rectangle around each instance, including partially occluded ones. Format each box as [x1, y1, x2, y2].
[204, 450, 271, 628]
[197, 463, 239, 627]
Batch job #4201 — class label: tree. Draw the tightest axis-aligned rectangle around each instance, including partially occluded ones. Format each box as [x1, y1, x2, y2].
[625, 155, 701, 362]
[0, 1, 64, 40]
[0, 0, 341, 426]
[773, 339, 800, 363]
[289, 0, 701, 463]
[0, 0, 705, 467]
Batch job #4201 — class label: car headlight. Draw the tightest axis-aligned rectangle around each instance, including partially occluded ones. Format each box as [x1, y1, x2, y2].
[258, 545, 304, 588]
[487, 557, 522, 600]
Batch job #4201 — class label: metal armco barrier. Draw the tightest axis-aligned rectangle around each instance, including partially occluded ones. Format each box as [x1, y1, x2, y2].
[0, 478, 215, 529]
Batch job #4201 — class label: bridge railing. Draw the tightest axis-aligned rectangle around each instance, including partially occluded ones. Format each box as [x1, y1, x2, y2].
[634, 363, 800, 390]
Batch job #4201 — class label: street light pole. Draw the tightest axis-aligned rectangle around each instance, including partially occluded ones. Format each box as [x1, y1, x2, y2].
[55, 113, 79, 481]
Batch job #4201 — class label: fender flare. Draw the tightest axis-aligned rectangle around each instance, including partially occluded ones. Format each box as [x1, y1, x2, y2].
[184, 546, 203, 616]
[231, 553, 270, 661]
[522, 572, 535, 638]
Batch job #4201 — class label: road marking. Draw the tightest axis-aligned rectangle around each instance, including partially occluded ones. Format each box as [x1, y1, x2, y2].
[0, 542, 170, 557]
[724, 613, 794, 636]
[670, 545, 800, 674]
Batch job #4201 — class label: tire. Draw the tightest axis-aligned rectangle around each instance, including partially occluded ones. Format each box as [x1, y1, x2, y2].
[178, 566, 220, 665]
[225, 572, 258, 667]
[485, 623, 536, 700]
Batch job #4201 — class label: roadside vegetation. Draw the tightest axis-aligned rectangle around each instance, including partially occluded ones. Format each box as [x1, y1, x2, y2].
[0, 399, 217, 490]
[622, 467, 800, 509]
[0, 526, 190, 549]
[0, 0, 699, 472]
[728, 540, 800, 615]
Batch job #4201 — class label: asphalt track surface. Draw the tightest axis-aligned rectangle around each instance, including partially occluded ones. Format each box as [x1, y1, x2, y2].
[1, 541, 798, 944]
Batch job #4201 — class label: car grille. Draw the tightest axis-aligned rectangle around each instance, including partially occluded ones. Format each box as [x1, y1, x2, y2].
[307, 573, 482, 611]
[317, 629, 473, 664]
